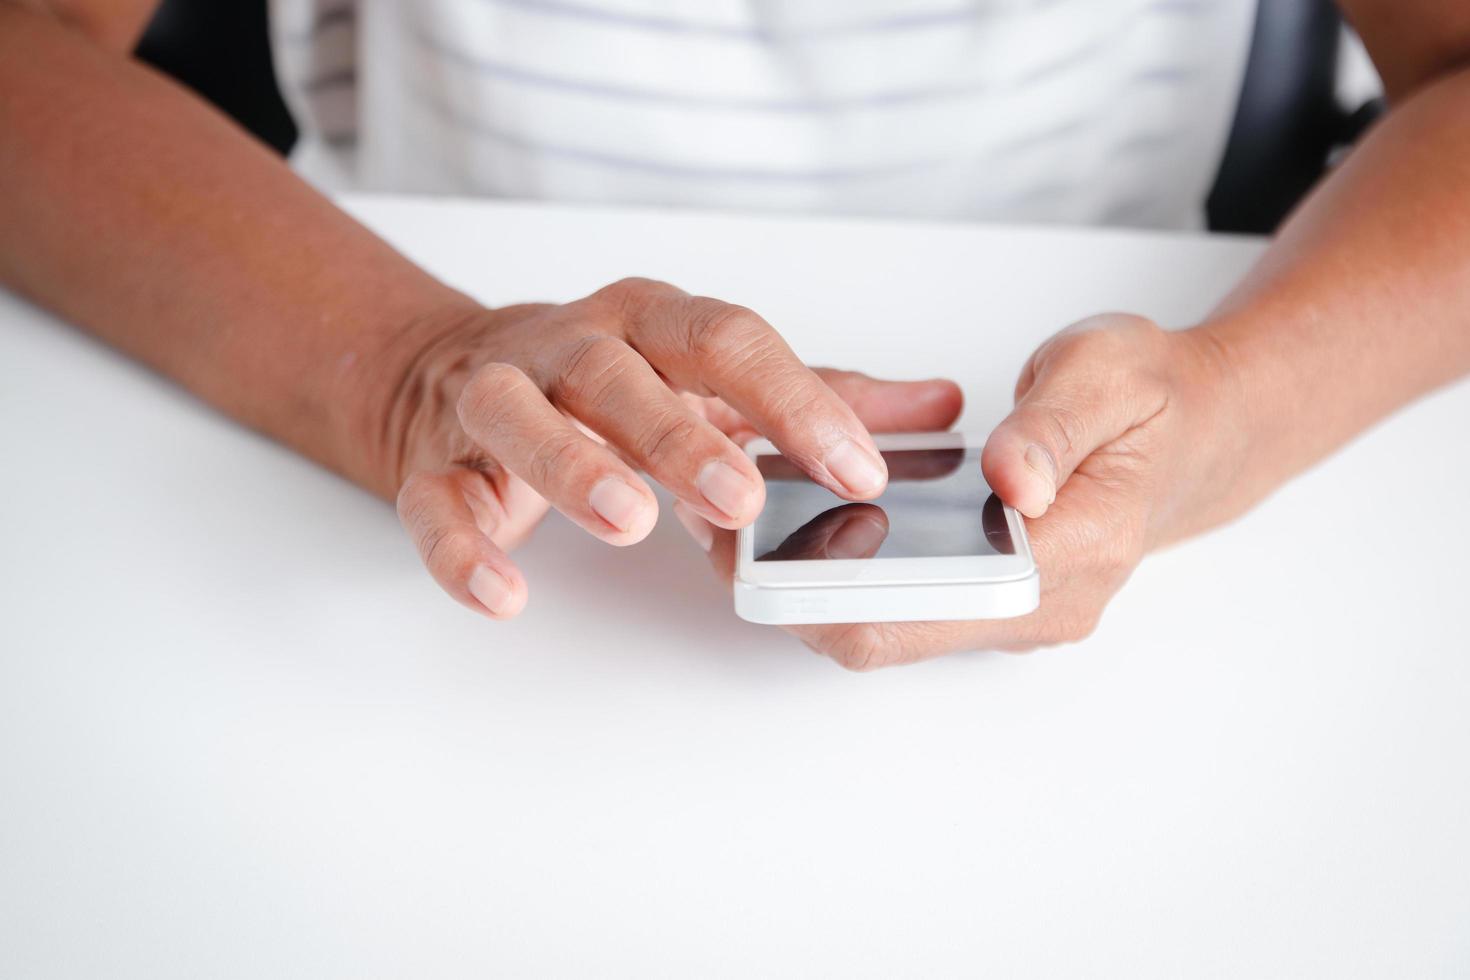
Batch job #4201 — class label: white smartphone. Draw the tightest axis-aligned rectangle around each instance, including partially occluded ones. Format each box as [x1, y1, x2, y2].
[734, 432, 1039, 626]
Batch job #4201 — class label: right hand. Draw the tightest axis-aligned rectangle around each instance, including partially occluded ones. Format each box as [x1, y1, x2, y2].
[385, 277, 962, 619]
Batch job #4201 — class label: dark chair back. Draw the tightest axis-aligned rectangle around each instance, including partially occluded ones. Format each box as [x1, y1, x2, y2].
[1207, 0, 1378, 232]
[135, 0, 297, 155]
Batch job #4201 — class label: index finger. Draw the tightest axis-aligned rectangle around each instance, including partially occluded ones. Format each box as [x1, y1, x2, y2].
[606, 280, 889, 500]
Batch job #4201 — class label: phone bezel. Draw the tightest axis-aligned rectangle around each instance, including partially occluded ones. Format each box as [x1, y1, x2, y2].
[737, 432, 1037, 588]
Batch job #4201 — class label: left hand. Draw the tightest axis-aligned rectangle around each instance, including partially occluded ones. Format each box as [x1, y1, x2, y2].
[676, 314, 1246, 670]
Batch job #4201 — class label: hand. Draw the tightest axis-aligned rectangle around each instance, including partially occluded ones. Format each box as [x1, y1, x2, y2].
[678, 314, 1245, 670]
[383, 277, 964, 618]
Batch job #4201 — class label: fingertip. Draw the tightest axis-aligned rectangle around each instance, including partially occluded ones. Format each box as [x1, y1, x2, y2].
[916, 378, 965, 433]
[824, 438, 888, 500]
[981, 433, 1054, 520]
[830, 375, 964, 435]
[695, 458, 766, 527]
[600, 505, 660, 547]
[588, 476, 659, 545]
[1015, 498, 1051, 521]
[918, 377, 965, 418]
[468, 563, 528, 620]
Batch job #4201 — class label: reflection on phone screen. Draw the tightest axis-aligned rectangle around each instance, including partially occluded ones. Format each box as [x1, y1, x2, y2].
[754, 448, 1014, 561]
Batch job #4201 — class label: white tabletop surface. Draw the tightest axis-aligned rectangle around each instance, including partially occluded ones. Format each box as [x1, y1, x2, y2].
[2, 197, 1468, 979]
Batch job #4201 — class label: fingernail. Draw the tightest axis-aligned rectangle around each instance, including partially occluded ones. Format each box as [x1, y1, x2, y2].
[697, 460, 758, 520]
[468, 565, 514, 616]
[826, 514, 888, 560]
[589, 476, 647, 533]
[825, 439, 887, 496]
[1024, 444, 1058, 504]
[673, 501, 714, 552]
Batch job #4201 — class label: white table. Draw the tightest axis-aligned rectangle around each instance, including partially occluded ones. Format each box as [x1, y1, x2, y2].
[3, 197, 1467, 979]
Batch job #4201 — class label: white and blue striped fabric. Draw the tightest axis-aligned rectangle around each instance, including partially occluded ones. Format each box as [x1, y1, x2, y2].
[270, 0, 1258, 229]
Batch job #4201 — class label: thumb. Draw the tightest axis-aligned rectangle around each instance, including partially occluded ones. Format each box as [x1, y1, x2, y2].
[982, 334, 1164, 519]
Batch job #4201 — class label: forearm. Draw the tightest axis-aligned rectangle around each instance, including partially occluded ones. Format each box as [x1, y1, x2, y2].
[0, 5, 476, 497]
[1199, 65, 1470, 519]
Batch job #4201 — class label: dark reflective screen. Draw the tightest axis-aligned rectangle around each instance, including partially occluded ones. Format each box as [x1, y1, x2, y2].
[754, 448, 1013, 561]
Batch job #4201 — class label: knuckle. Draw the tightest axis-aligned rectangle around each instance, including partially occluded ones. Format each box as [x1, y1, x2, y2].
[553, 334, 634, 407]
[740, 380, 826, 449]
[458, 362, 532, 433]
[637, 411, 704, 468]
[591, 277, 678, 317]
[527, 433, 594, 491]
[1135, 347, 1180, 408]
[1065, 312, 1159, 343]
[690, 303, 771, 365]
[395, 472, 435, 526]
[1050, 331, 1111, 369]
[1099, 535, 1144, 586]
[1112, 313, 1165, 340]
[394, 476, 488, 579]
[1013, 362, 1037, 403]
[1025, 604, 1100, 648]
[421, 524, 482, 579]
[773, 380, 829, 420]
[1039, 401, 1088, 460]
[546, 291, 621, 337]
[1053, 315, 1165, 373]
[1059, 610, 1102, 645]
[825, 624, 886, 672]
[597, 276, 664, 299]
[1081, 509, 1145, 577]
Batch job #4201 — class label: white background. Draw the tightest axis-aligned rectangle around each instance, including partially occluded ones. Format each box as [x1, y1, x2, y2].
[2, 198, 1467, 978]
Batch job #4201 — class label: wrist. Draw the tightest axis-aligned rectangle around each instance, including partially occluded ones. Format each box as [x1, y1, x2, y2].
[1152, 321, 1258, 544]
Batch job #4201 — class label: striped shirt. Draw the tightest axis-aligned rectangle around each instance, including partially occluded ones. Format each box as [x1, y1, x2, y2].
[270, 0, 1258, 229]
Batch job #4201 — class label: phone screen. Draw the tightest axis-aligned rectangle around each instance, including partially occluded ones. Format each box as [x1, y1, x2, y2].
[753, 447, 1014, 562]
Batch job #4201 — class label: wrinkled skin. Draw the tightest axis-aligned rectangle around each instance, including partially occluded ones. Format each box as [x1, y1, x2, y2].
[391, 276, 963, 619]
